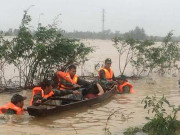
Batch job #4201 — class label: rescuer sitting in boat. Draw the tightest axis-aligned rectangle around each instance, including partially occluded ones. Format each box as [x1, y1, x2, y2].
[0, 93, 26, 115]
[99, 58, 116, 90]
[30, 79, 80, 106]
[116, 75, 135, 94]
[56, 64, 90, 90]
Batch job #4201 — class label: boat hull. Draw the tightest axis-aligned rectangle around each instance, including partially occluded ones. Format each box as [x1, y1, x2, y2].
[27, 86, 117, 117]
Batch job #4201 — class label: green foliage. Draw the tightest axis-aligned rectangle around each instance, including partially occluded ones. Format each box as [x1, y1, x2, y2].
[141, 95, 180, 135]
[123, 127, 141, 135]
[2, 10, 93, 87]
[112, 37, 138, 74]
[0, 34, 11, 85]
[113, 36, 155, 75]
[113, 31, 180, 76]
[0, 39, 9, 60]
[158, 32, 180, 74]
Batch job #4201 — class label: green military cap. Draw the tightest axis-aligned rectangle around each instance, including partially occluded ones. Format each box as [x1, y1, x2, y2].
[105, 58, 112, 64]
[116, 75, 127, 81]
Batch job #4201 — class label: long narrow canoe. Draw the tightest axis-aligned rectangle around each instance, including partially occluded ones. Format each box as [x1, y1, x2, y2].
[27, 86, 117, 117]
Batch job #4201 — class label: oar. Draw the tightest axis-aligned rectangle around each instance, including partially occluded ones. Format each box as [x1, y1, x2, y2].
[106, 81, 117, 91]
[110, 81, 118, 88]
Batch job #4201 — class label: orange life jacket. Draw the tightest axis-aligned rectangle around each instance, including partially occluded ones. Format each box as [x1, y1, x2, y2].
[99, 67, 114, 81]
[58, 72, 78, 90]
[57, 71, 74, 84]
[118, 81, 135, 93]
[30, 87, 54, 105]
[0, 102, 25, 115]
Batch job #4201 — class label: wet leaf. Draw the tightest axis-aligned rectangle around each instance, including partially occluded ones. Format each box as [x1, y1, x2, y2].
[145, 117, 150, 120]
[144, 104, 147, 109]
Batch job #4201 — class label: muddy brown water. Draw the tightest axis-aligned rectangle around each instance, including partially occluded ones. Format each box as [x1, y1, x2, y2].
[0, 77, 179, 135]
[0, 39, 180, 135]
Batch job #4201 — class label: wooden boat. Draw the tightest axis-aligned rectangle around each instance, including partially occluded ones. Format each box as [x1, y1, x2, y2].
[27, 85, 117, 117]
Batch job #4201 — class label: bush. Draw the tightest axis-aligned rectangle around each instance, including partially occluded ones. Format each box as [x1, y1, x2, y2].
[142, 95, 180, 135]
[1, 9, 93, 87]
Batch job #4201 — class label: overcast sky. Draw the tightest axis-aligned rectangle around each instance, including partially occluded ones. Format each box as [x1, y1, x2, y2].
[1, 0, 180, 36]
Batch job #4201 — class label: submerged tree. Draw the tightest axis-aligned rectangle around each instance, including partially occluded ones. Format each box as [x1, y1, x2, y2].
[113, 31, 180, 77]
[112, 37, 138, 75]
[2, 10, 93, 88]
[157, 32, 180, 75]
[0, 34, 9, 86]
[112, 37, 155, 76]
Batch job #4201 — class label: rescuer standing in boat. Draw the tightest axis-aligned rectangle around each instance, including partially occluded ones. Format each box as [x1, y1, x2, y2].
[99, 58, 116, 89]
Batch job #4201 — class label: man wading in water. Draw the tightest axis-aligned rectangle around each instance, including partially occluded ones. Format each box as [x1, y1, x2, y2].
[0, 94, 26, 115]
[116, 75, 135, 94]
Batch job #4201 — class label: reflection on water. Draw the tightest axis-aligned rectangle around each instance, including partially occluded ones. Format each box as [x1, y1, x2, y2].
[0, 77, 179, 135]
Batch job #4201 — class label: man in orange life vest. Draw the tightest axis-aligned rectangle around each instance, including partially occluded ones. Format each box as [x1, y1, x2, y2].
[99, 58, 116, 89]
[56, 65, 90, 90]
[31, 79, 80, 106]
[0, 94, 26, 115]
[116, 75, 135, 94]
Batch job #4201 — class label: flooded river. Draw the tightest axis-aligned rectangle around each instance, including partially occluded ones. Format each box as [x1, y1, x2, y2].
[0, 39, 180, 135]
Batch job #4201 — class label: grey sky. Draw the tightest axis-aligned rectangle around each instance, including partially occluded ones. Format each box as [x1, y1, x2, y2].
[1, 0, 180, 36]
